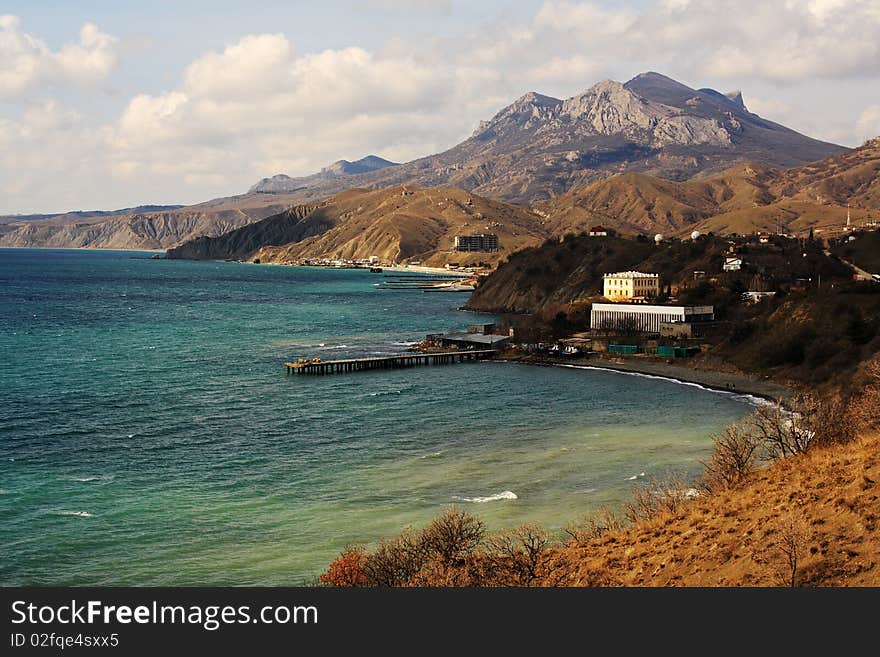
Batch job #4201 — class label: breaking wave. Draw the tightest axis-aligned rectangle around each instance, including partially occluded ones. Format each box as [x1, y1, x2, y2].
[453, 490, 518, 503]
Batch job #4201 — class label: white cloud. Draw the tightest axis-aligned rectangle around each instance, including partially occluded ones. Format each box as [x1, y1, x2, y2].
[0, 15, 118, 97]
[525, 55, 600, 87]
[856, 105, 880, 142]
[97, 34, 474, 191]
[743, 96, 792, 121]
[527, 0, 880, 83]
[3, 1, 880, 213]
[361, 0, 452, 14]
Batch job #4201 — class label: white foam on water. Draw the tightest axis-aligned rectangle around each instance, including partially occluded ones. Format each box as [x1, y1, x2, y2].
[453, 490, 518, 503]
[625, 472, 646, 481]
[419, 450, 445, 459]
[554, 363, 774, 408]
[57, 511, 94, 518]
[369, 390, 402, 397]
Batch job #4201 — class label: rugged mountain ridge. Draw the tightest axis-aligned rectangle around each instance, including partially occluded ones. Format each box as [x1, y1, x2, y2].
[0, 72, 852, 251]
[166, 139, 880, 266]
[246, 72, 845, 205]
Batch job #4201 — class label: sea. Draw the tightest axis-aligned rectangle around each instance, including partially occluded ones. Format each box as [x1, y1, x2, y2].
[0, 248, 757, 585]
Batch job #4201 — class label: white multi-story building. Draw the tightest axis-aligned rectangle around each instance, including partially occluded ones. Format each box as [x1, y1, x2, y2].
[602, 271, 660, 301]
[591, 303, 714, 333]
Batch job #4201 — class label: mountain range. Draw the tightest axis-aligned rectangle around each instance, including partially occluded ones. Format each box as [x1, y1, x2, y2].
[0, 71, 870, 255]
[240, 72, 844, 204]
[164, 138, 880, 268]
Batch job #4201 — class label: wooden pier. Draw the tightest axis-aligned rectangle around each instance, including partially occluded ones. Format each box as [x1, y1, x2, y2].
[285, 350, 496, 375]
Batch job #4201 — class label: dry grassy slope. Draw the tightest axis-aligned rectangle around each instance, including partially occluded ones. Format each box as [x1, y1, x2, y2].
[538, 139, 880, 238]
[254, 186, 549, 267]
[544, 432, 880, 586]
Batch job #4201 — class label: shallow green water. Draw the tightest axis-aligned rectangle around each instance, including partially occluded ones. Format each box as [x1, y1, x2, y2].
[0, 248, 754, 584]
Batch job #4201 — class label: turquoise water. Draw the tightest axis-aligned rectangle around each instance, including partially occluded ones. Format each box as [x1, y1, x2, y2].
[0, 249, 754, 585]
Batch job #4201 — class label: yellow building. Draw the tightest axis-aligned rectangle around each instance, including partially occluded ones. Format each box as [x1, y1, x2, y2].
[603, 271, 660, 301]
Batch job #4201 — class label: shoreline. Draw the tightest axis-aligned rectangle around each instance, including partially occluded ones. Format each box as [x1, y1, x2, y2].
[501, 353, 793, 404]
[378, 264, 467, 276]
[0, 245, 166, 254]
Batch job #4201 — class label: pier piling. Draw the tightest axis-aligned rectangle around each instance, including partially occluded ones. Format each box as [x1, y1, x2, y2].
[284, 350, 496, 375]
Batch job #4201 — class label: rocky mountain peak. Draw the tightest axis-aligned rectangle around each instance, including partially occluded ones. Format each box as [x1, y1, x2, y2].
[474, 91, 562, 138]
[725, 90, 746, 110]
[561, 79, 649, 127]
[321, 155, 398, 176]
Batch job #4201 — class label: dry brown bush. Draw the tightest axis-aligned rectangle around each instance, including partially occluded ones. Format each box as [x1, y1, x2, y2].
[419, 506, 485, 567]
[755, 509, 812, 587]
[699, 421, 761, 493]
[752, 392, 855, 459]
[563, 507, 624, 545]
[486, 524, 552, 585]
[623, 473, 694, 525]
[355, 507, 486, 586]
[362, 530, 425, 587]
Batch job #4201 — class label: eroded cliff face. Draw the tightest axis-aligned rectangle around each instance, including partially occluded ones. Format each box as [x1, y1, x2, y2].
[0, 197, 296, 251]
[0, 211, 259, 250]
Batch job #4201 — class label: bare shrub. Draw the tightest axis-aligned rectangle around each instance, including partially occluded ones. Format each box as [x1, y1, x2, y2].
[752, 393, 855, 459]
[623, 473, 694, 524]
[486, 524, 551, 585]
[763, 510, 811, 587]
[700, 421, 761, 493]
[563, 507, 624, 545]
[419, 507, 485, 567]
[362, 530, 424, 587]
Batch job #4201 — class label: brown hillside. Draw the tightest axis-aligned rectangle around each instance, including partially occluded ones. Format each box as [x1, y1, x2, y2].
[252, 186, 549, 267]
[538, 138, 880, 238]
[543, 431, 880, 586]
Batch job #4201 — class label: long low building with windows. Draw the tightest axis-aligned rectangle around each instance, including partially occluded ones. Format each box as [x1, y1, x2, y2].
[591, 303, 714, 334]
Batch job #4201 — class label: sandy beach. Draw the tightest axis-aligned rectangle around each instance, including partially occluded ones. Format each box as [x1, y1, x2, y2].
[509, 353, 794, 403]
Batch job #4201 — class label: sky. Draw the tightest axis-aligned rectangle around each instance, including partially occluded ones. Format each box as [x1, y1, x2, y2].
[1, 0, 879, 214]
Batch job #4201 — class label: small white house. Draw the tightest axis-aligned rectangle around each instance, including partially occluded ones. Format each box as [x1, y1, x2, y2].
[723, 256, 743, 272]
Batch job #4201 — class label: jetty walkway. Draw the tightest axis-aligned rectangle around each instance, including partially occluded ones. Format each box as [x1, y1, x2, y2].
[285, 350, 496, 375]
